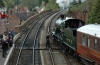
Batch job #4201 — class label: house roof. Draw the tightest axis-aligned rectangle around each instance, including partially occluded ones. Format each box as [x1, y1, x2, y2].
[8, 13, 20, 20]
[15, 13, 28, 21]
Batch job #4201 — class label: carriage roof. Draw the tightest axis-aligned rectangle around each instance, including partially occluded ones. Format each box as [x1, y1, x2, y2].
[77, 24, 100, 38]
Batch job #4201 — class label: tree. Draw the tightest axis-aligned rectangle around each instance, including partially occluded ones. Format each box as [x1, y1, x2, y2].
[70, 1, 83, 13]
[87, 0, 100, 24]
[0, 0, 5, 7]
[78, 0, 81, 4]
[3, 0, 17, 8]
[45, 0, 59, 10]
[38, 0, 42, 7]
[20, 0, 38, 9]
[42, 0, 48, 4]
[86, 0, 97, 12]
[38, 0, 48, 7]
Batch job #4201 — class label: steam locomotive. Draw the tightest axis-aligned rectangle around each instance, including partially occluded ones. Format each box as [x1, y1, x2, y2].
[52, 14, 100, 65]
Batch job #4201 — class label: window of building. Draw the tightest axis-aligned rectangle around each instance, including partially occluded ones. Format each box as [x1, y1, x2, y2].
[94, 38, 98, 50]
[82, 34, 86, 46]
[87, 38, 90, 48]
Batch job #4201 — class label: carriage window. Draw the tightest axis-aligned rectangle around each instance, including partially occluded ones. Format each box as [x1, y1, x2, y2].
[94, 39, 98, 50]
[87, 38, 90, 48]
[82, 34, 86, 46]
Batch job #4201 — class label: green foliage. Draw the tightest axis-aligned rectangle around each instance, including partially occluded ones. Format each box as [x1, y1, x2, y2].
[87, 0, 100, 24]
[3, 0, 39, 10]
[20, 0, 38, 9]
[38, 0, 42, 7]
[21, 20, 25, 24]
[42, 0, 48, 3]
[38, 0, 48, 7]
[78, 0, 81, 4]
[3, 0, 17, 8]
[69, 0, 100, 24]
[45, 0, 59, 10]
[86, 0, 97, 12]
[0, 0, 5, 7]
[70, 4, 83, 12]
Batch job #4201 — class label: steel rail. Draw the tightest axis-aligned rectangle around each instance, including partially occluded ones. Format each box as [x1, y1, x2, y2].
[46, 10, 81, 65]
[64, 53, 72, 65]
[33, 15, 50, 65]
[32, 12, 57, 65]
[47, 10, 66, 33]
[46, 11, 63, 65]
[47, 10, 67, 65]
[65, 53, 82, 65]
[15, 12, 51, 65]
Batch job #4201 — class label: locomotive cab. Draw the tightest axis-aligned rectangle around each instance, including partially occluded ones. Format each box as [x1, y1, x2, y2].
[54, 16, 85, 56]
[55, 16, 85, 37]
[65, 18, 85, 37]
[62, 17, 85, 53]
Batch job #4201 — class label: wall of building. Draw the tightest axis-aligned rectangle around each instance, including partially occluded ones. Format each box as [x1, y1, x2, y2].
[71, 11, 88, 23]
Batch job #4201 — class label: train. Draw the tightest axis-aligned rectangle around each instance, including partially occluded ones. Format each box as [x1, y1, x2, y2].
[51, 14, 100, 65]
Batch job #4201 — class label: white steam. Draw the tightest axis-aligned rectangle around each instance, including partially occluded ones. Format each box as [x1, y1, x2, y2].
[56, 0, 86, 9]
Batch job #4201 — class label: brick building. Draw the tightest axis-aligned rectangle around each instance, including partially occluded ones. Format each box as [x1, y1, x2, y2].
[5, 14, 20, 32]
[71, 11, 88, 23]
[0, 20, 6, 35]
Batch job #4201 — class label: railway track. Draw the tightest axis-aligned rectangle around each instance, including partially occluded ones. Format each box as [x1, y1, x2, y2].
[64, 53, 81, 65]
[8, 10, 82, 65]
[8, 10, 58, 65]
[48, 48, 81, 65]
[38, 10, 68, 65]
[46, 10, 82, 65]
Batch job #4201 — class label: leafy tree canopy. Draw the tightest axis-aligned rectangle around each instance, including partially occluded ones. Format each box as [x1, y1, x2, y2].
[2, 0, 39, 10]
[70, 0, 86, 12]
[87, 0, 100, 24]
[0, 0, 5, 7]
[3, 0, 20, 8]
[19, 0, 38, 9]
[42, 0, 48, 3]
[45, 0, 59, 10]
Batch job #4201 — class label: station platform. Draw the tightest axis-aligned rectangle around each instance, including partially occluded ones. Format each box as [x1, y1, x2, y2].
[0, 50, 6, 65]
[0, 33, 20, 65]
